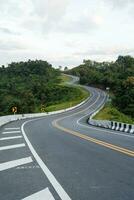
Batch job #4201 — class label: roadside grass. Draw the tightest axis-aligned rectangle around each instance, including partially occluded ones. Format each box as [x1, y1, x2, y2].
[93, 103, 134, 124]
[59, 74, 73, 85]
[45, 74, 89, 112]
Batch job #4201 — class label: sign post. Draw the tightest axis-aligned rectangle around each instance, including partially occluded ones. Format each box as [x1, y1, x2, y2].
[12, 107, 17, 115]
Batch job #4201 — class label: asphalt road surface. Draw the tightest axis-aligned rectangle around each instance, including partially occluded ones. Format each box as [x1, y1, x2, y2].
[0, 79, 134, 200]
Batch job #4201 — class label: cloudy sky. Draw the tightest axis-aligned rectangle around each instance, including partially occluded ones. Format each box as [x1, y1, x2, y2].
[0, 0, 134, 68]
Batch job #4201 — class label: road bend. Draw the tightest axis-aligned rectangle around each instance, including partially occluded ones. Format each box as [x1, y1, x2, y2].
[0, 77, 134, 200]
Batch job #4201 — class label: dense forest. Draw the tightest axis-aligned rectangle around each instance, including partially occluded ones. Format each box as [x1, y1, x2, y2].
[66, 56, 134, 118]
[0, 60, 82, 115]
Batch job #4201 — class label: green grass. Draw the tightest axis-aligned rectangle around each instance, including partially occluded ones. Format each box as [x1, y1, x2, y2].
[94, 103, 134, 124]
[59, 74, 73, 85]
[45, 75, 89, 112]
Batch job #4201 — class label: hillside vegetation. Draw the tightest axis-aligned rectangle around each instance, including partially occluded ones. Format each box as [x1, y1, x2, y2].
[93, 103, 134, 124]
[45, 85, 89, 112]
[59, 74, 72, 84]
[0, 60, 89, 115]
[66, 55, 134, 121]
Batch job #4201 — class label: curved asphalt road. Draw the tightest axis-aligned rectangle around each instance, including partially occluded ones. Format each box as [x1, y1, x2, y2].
[0, 77, 134, 200]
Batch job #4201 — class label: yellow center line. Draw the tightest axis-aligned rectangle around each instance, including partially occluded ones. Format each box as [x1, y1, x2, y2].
[52, 89, 134, 157]
[52, 119, 134, 157]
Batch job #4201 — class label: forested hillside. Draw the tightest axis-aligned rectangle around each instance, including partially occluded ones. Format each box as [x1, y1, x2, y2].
[66, 56, 134, 118]
[0, 60, 87, 115]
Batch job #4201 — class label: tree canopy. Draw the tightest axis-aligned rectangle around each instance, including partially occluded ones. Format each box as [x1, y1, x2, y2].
[0, 60, 81, 115]
[66, 55, 134, 118]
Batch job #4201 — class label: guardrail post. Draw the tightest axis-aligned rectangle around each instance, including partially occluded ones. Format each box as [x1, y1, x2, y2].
[128, 125, 132, 133]
[112, 121, 114, 129]
[114, 122, 117, 130]
[130, 125, 134, 134]
[125, 124, 129, 132]
[118, 123, 122, 131]
[111, 121, 113, 129]
[120, 123, 124, 131]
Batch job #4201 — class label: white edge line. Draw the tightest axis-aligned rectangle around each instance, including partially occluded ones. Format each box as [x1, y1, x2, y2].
[22, 187, 55, 200]
[0, 143, 25, 151]
[0, 157, 32, 171]
[59, 89, 102, 121]
[76, 91, 106, 124]
[5, 128, 20, 130]
[2, 131, 21, 134]
[21, 119, 71, 200]
[54, 86, 134, 139]
[55, 88, 97, 121]
[76, 92, 134, 138]
[0, 136, 23, 141]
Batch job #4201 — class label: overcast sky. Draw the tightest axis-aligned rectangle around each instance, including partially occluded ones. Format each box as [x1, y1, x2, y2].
[0, 0, 134, 68]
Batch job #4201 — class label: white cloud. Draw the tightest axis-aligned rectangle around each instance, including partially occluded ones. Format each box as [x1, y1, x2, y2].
[0, 0, 133, 67]
[32, 0, 70, 17]
[104, 0, 134, 8]
[24, 0, 70, 34]
[74, 46, 134, 56]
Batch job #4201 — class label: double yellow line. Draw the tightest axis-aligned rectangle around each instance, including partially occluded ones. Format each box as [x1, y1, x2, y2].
[52, 119, 134, 157]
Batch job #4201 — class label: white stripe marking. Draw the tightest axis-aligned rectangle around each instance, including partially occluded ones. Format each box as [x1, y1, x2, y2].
[0, 143, 25, 151]
[0, 136, 23, 141]
[22, 119, 71, 200]
[2, 131, 21, 134]
[23, 188, 55, 200]
[0, 157, 32, 171]
[5, 127, 20, 130]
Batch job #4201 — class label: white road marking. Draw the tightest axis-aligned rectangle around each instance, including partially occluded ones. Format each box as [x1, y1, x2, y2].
[58, 88, 101, 119]
[22, 188, 55, 200]
[71, 88, 134, 138]
[0, 143, 25, 151]
[5, 127, 20, 130]
[75, 91, 134, 138]
[0, 157, 33, 171]
[16, 165, 40, 169]
[0, 136, 23, 141]
[21, 119, 71, 200]
[2, 131, 21, 134]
